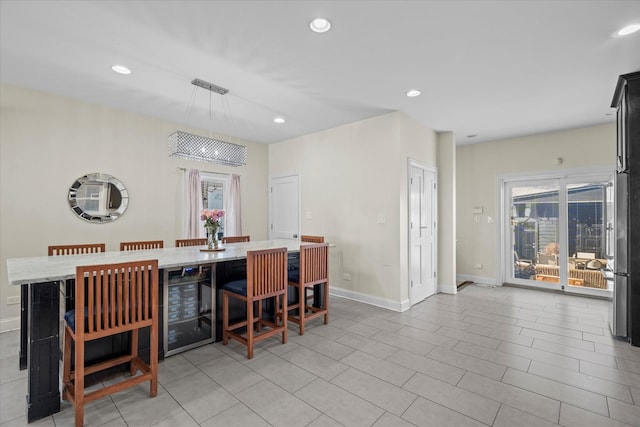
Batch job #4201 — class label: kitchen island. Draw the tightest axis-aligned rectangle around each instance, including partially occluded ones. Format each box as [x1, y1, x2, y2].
[6, 239, 301, 422]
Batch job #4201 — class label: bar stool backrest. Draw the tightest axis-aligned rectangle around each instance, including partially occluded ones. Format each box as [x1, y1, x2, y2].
[175, 238, 207, 247]
[120, 240, 164, 251]
[300, 235, 324, 243]
[49, 243, 106, 256]
[222, 235, 250, 244]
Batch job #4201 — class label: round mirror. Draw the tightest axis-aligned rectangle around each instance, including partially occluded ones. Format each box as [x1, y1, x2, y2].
[68, 173, 129, 223]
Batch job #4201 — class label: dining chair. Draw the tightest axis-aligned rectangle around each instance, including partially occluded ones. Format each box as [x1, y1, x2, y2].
[222, 247, 287, 359]
[175, 238, 207, 247]
[300, 235, 324, 243]
[576, 252, 596, 259]
[287, 243, 329, 335]
[221, 235, 250, 244]
[48, 243, 106, 256]
[62, 259, 159, 427]
[513, 250, 532, 269]
[537, 253, 557, 266]
[120, 240, 164, 251]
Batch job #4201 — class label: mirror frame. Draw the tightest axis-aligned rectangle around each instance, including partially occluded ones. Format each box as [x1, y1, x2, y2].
[68, 173, 129, 223]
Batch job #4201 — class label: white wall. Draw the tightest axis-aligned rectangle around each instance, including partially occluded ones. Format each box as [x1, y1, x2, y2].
[456, 123, 616, 284]
[437, 132, 456, 294]
[269, 111, 438, 309]
[0, 84, 269, 331]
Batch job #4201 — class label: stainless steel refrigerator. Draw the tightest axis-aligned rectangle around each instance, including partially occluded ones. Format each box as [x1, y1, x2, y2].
[611, 71, 640, 346]
[612, 172, 628, 336]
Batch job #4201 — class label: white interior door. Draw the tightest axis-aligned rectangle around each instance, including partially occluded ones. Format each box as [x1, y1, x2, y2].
[409, 162, 437, 305]
[269, 173, 300, 240]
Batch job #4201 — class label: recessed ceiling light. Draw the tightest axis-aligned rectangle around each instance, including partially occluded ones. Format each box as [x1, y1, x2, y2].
[274, 117, 285, 124]
[406, 89, 421, 97]
[310, 18, 331, 33]
[617, 24, 640, 36]
[111, 65, 131, 75]
[467, 134, 478, 138]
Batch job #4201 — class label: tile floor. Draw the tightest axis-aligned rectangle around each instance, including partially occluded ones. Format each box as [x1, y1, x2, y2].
[1, 284, 639, 426]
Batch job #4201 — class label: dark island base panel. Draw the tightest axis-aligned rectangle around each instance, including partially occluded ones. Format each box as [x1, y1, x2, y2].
[27, 282, 60, 422]
[20, 284, 27, 370]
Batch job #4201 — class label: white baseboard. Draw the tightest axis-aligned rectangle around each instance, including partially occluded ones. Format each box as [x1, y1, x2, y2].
[438, 283, 457, 295]
[456, 274, 499, 286]
[0, 317, 20, 333]
[330, 287, 409, 312]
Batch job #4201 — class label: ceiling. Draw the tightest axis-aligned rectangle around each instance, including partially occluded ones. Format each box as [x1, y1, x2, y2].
[1, 1, 639, 145]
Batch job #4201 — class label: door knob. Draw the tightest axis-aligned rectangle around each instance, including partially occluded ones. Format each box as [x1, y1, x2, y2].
[293, 234, 298, 238]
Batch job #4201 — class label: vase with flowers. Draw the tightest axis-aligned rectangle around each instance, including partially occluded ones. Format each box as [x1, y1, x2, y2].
[201, 209, 225, 249]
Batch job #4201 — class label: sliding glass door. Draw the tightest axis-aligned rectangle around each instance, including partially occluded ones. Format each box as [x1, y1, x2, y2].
[504, 172, 613, 296]
[508, 180, 562, 290]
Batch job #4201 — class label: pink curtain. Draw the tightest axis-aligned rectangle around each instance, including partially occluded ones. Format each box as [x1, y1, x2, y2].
[226, 174, 242, 235]
[185, 169, 203, 238]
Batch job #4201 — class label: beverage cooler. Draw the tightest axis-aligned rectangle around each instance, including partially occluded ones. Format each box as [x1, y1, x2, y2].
[164, 265, 215, 356]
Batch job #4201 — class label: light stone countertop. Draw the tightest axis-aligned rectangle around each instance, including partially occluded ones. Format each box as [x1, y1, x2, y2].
[7, 239, 301, 286]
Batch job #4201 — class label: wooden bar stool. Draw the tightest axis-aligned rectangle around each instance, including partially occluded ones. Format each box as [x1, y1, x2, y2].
[175, 238, 207, 247]
[120, 240, 163, 251]
[287, 243, 329, 335]
[49, 243, 108, 322]
[221, 235, 250, 244]
[222, 247, 287, 359]
[48, 243, 106, 256]
[300, 235, 324, 243]
[62, 259, 159, 427]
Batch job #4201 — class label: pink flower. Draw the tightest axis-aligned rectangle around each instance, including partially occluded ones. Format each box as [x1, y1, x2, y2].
[200, 209, 225, 229]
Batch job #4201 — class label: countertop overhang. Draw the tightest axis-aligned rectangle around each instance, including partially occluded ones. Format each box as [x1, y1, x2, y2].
[7, 239, 302, 286]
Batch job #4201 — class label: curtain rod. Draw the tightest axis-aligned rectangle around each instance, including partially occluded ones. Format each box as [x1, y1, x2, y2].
[176, 167, 234, 177]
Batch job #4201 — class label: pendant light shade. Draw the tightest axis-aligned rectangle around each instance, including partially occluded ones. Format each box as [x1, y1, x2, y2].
[168, 131, 247, 167]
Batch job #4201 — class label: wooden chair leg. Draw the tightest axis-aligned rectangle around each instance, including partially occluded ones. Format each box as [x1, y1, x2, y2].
[62, 327, 71, 386]
[222, 292, 229, 345]
[247, 299, 254, 359]
[299, 284, 306, 335]
[75, 406, 84, 427]
[323, 282, 329, 324]
[74, 338, 85, 427]
[281, 295, 288, 344]
[150, 322, 158, 397]
[256, 300, 263, 333]
[130, 329, 139, 376]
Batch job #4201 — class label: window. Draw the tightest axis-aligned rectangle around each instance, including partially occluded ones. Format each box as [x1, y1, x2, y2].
[200, 173, 229, 238]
